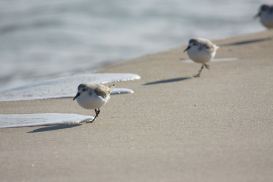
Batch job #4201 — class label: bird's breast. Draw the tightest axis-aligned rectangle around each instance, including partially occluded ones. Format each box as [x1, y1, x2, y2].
[188, 48, 214, 63]
[76, 94, 109, 109]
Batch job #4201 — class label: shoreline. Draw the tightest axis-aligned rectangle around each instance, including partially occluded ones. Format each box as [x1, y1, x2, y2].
[1, 31, 273, 182]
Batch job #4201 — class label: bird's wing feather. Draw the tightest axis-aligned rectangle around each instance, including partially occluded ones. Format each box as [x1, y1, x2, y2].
[94, 85, 111, 98]
[198, 39, 217, 53]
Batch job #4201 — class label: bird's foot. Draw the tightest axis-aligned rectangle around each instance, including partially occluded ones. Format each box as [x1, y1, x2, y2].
[86, 117, 96, 123]
[193, 74, 200, 78]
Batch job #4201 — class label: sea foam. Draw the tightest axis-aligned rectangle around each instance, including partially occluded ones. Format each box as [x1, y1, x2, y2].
[0, 73, 140, 101]
[0, 113, 93, 128]
[183, 57, 239, 63]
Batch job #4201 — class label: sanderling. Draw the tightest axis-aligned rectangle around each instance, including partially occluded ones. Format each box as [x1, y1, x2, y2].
[73, 83, 113, 123]
[184, 38, 219, 77]
[255, 4, 273, 29]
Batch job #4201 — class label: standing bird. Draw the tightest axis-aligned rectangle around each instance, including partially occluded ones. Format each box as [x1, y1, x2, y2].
[255, 4, 273, 29]
[73, 83, 113, 123]
[184, 38, 219, 77]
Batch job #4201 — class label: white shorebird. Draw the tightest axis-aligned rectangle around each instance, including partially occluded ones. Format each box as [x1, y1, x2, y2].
[255, 4, 273, 29]
[184, 38, 219, 77]
[73, 83, 113, 123]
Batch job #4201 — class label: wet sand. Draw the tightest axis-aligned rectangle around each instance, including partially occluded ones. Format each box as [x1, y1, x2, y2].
[1, 31, 273, 182]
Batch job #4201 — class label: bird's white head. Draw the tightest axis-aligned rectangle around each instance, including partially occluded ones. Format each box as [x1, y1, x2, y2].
[73, 84, 90, 101]
[184, 39, 199, 52]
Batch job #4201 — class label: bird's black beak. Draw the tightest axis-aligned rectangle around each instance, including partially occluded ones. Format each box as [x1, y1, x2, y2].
[73, 92, 80, 100]
[184, 46, 190, 52]
[254, 12, 260, 19]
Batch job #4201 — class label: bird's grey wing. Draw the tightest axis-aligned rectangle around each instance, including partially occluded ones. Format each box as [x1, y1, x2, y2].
[202, 42, 216, 53]
[94, 85, 111, 98]
[196, 39, 214, 52]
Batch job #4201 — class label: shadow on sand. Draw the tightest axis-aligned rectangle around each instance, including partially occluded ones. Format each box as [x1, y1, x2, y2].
[220, 37, 272, 47]
[28, 124, 81, 133]
[144, 76, 192, 86]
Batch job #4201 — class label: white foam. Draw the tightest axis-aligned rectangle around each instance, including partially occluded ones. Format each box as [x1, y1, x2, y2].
[0, 73, 140, 101]
[111, 88, 135, 95]
[0, 113, 93, 128]
[183, 57, 239, 63]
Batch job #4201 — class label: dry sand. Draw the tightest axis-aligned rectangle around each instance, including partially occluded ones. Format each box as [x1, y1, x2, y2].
[1, 31, 273, 182]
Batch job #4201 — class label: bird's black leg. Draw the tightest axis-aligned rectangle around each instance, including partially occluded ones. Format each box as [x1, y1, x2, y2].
[95, 109, 100, 118]
[204, 64, 210, 70]
[87, 109, 100, 123]
[194, 65, 204, 77]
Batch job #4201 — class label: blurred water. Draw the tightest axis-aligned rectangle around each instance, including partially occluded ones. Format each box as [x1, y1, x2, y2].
[0, 0, 268, 90]
[0, 73, 140, 101]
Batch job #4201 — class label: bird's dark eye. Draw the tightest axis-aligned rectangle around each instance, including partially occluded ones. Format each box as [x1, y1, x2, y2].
[261, 5, 269, 11]
[82, 88, 87, 92]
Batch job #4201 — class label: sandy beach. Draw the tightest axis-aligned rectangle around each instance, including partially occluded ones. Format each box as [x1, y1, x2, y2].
[1, 31, 273, 182]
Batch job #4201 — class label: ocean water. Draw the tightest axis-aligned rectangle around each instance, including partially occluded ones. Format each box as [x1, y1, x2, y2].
[0, 113, 92, 128]
[0, 0, 269, 92]
[0, 73, 140, 101]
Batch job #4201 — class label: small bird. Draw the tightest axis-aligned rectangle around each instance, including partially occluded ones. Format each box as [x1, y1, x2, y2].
[73, 83, 113, 123]
[255, 4, 273, 29]
[184, 38, 219, 77]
